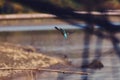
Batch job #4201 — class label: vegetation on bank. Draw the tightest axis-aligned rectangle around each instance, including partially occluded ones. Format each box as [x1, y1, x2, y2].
[0, 43, 64, 79]
[0, 0, 120, 14]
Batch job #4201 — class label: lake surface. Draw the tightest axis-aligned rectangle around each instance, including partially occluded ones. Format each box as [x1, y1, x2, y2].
[0, 23, 120, 80]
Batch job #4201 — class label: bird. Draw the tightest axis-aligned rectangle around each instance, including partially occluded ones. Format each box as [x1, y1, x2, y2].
[55, 26, 68, 39]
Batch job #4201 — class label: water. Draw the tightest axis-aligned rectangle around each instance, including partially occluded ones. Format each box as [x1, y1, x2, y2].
[0, 23, 120, 80]
[0, 22, 120, 32]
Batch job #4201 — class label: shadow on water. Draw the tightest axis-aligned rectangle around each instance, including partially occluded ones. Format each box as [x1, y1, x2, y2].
[110, 34, 120, 57]
[80, 26, 91, 80]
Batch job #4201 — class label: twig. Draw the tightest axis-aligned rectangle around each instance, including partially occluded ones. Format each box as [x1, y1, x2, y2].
[0, 68, 89, 75]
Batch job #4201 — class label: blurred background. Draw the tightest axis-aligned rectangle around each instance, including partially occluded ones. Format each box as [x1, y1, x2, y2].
[0, 0, 120, 80]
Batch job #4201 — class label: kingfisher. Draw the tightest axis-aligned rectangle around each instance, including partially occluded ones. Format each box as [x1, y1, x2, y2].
[55, 26, 68, 39]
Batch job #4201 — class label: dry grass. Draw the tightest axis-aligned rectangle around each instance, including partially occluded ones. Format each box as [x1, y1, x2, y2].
[0, 42, 65, 79]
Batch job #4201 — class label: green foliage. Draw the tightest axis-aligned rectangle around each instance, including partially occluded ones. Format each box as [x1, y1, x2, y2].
[44, 0, 120, 10]
[0, 1, 34, 14]
[1, 0, 120, 14]
[0, 0, 5, 7]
